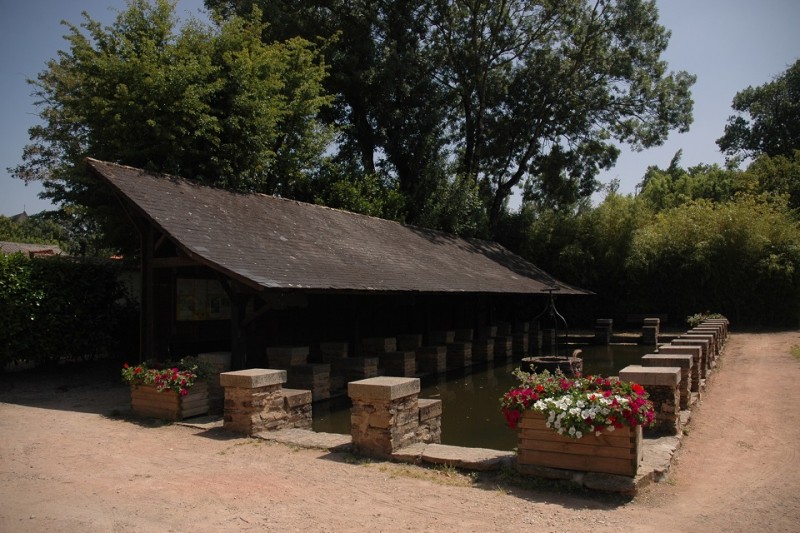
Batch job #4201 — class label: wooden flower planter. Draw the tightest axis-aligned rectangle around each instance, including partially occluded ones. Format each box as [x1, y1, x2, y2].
[517, 411, 642, 477]
[130, 382, 209, 421]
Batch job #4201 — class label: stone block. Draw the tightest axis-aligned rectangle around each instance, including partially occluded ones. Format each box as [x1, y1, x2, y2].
[281, 388, 313, 408]
[418, 398, 442, 421]
[379, 351, 416, 377]
[471, 339, 495, 362]
[513, 333, 529, 356]
[446, 342, 472, 369]
[220, 369, 287, 389]
[618, 365, 680, 387]
[641, 354, 693, 410]
[415, 346, 446, 374]
[348, 376, 421, 402]
[641, 325, 659, 345]
[345, 357, 379, 381]
[494, 336, 513, 358]
[514, 321, 530, 333]
[672, 338, 710, 377]
[656, 345, 702, 393]
[287, 364, 331, 401]
[266, 346, 309, 368]
[319, 341, 348, 359]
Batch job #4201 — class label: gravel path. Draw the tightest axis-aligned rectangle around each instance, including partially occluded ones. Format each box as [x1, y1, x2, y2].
[1, 331, 799, 532]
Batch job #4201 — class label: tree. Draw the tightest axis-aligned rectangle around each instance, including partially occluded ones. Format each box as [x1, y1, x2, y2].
[717, 59, 800, 159]
[209, 0, 695, 234]
[205, 0, 451, 227]
[10, 0, 332, 252]
[627, 196, 800, 325]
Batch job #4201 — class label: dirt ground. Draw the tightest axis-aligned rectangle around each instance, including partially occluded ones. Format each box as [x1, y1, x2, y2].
[2, 331, 800, 532]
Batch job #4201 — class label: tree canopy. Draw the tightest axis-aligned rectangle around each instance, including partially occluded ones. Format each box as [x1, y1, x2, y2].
[206, 0, 695, 233]
[10, 0, 332, 252]
[717, 59, 800, 159]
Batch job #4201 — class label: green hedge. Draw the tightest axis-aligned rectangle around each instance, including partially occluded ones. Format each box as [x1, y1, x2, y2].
[0, 253, 138, 368]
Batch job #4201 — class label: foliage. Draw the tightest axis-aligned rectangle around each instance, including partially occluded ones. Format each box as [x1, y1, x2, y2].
[121, 356, 211, 395]
[312, 159, 406, 221]
[208, 0, 695, 233]
[0, 213, 67, 246]
[0, 254, 138, 368]
[11, 0, 332, 253]
[717, 59, 800, 159]
[500, 369, 654, 440]
[686, 312, 726, 328]
[627, 195, 800, 325]
[745, 150, 800, 211]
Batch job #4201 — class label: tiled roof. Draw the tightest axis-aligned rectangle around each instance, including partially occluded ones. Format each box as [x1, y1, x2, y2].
[0, 241, 63, 257]
[87, 158, 587, 295]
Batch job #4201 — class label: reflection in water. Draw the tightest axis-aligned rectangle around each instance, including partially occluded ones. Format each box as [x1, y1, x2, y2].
[312, 343, 653, 451]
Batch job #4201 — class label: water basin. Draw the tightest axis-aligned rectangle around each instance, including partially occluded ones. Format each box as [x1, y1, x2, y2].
[312, 343, 653, 451]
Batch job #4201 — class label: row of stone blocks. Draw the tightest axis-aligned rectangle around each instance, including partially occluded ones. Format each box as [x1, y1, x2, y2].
[618, 318, 729, 436]
[218, 369, 443, 459]
[262, 326, 531, 401]
[594, 317, 663, 345]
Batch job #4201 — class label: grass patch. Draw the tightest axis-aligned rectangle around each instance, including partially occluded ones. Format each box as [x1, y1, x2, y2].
[369, 461, 479, 487]
[791, 345, 800, 360]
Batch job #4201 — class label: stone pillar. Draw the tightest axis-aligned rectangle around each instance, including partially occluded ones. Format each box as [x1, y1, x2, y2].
[471, 338, 495, 362]
[198, 351, 232, 414]
[416, 398, 442, 444]
[287, 364, 331, 401]
[320, 341, 348, 395]
[221, 369, 287, 435]
[682, 333, 717, 361]
[428, 330, 455, 346]
[348, 377, 422, 459]
[619, 365, 682, 435]
[689, 328, 722, 356]
[416, 346, 446, 374]
[363, 337, 397, 355]
[594, 319, 613, 345]
[656, 345, 702, 394]
[671, 338, 710, 378]
[266, 346, 309, 369]
[379, 352, 416, 377]
[641, 318, 660, 345]
[703, 319, 729, 341]
[345, 357, 380, 382]
[281, 389, 313, 429]
[641, 353, 693, 410]
[493, 335, 513, 358]
[446, 342, 472, 370]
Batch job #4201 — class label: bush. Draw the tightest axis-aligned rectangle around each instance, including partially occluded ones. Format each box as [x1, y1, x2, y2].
[0, 253, 138, 369]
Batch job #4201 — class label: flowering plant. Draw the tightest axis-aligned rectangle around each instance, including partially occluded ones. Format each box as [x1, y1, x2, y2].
[121, 357, 210, 396]
[500, 368, 654, 440]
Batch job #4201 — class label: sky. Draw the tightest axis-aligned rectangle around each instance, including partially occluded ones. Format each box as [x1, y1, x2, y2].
[1, 0, 799, 217]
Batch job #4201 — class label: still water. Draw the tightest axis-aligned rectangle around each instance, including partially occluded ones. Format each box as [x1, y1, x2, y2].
[312, 344, 652, 451]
